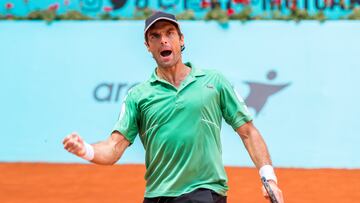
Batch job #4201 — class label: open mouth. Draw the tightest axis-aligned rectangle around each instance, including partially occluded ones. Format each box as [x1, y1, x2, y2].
[160, 50, 172, 57]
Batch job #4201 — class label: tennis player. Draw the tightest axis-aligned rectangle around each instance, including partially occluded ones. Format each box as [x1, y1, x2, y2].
[63, 11, 284, 203]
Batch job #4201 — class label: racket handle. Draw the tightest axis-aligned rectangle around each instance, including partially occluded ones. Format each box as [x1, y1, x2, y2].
[261, 177, 279, 203]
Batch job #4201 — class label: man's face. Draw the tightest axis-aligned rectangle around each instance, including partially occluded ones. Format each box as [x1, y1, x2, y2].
[145, 21, 184, 68]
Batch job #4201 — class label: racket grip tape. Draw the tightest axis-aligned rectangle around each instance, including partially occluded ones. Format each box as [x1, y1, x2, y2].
[261, 177, 279, 203]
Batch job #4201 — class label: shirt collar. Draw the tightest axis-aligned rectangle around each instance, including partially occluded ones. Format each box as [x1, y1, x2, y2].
[149, 62, 205, 83]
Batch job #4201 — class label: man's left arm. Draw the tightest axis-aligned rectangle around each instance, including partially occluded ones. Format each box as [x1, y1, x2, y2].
[236, 121, 284, 202]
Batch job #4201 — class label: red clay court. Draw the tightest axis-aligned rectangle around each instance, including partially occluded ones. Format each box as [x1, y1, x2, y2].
[1, 163, 359, 203]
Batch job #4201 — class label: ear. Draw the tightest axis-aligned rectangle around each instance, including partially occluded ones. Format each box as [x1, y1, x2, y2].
[179, 34, 184, 47]
[144, 41, 150, 52]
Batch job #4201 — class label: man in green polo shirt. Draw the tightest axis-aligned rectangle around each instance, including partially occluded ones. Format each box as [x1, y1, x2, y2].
[63, 11, 284, 203]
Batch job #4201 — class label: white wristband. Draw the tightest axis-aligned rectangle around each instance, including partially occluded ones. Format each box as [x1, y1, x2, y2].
[259, 165, 277, 184]
[81, 142, 95, 161]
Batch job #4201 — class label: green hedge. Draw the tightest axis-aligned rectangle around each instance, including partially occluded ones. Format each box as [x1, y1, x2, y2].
[1, 7, 360, 22]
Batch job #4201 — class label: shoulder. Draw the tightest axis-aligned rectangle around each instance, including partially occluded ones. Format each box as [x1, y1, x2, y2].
[199, 68, 234, 92]
[199, 68, 224, 77]
[199, 68, 219, 75]
[124, 80, 151, 101]
[200, 68, 229, 83]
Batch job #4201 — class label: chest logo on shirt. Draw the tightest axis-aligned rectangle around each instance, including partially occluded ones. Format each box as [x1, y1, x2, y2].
[206, 84, 214, 89]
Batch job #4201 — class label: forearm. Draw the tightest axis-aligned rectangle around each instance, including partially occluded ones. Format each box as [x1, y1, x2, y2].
[90, 132, 129, 165]
[236, 122, 272, 169]
[90, 142, 118, 165]
[236, 122, 283, 202]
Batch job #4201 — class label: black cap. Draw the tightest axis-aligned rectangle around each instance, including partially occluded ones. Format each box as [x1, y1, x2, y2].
[144, 11, 180, 35]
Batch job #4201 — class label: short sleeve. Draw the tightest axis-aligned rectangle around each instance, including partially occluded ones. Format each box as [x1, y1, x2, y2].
[112, 91, 139, 144]
[218, 73, 253, 130]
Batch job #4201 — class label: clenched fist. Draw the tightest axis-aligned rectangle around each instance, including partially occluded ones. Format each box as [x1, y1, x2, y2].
[63, 132, 86, 157]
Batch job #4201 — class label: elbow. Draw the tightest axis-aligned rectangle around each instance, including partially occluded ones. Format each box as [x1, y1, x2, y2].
[109, 157, 120, 165]
[239, 133, 249, 140]
[236, 122, 260, 140]
[95, 160, 118, 166]
[91, 154, 120, 165]
[108, 161, 117, 166]
[108, 152, 123, 165]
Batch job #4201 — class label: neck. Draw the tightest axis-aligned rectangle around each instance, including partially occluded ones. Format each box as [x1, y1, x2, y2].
[156, 61, 190, 88]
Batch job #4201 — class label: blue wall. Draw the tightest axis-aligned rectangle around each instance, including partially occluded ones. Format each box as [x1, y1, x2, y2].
[1, 21, 359, 168]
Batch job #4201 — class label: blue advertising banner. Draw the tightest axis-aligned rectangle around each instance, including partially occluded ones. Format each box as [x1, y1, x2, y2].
[1, 0, 359, 19]
[0, 21, 359, 168]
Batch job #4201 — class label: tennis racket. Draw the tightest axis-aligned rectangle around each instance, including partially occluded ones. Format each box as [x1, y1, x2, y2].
[261, 177, 278, 203]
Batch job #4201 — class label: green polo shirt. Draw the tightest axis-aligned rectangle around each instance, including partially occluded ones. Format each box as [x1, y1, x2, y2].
[112, 62, 252, 198]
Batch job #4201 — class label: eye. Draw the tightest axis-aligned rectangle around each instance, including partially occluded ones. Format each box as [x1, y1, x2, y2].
[154, 33, 160, 38]
[167, 31, 176, 38]
[149, 33, 160, 40]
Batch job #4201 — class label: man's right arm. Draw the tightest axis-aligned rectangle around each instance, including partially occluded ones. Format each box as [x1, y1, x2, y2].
[63, 131, 130, 165]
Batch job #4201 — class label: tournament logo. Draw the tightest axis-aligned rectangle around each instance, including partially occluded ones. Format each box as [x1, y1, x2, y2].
[244, 70, 290, 115]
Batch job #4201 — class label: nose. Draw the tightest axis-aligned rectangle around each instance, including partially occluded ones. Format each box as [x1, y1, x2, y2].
[160, 35, 169, 45]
